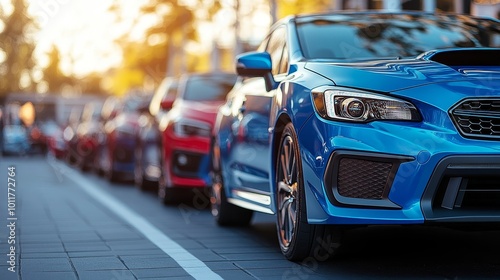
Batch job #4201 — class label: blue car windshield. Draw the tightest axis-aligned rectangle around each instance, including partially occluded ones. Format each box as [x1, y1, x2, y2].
[296, 14, 500, 60]
[183, 76, 236, 102]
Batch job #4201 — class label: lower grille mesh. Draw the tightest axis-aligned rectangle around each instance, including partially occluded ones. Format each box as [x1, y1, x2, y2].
[337, 158, 392, 199]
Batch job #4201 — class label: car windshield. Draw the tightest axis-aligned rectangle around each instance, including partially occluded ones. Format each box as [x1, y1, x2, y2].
[183, 76, 236, 102]
[296, 13, 500, 60]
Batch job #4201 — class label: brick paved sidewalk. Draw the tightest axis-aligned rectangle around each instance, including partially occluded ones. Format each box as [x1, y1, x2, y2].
[0, 157, 198, 280]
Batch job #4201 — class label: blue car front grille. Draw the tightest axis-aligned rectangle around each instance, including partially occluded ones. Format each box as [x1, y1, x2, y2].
[421, 155, 500, 222]
[450, 99, 500, 139]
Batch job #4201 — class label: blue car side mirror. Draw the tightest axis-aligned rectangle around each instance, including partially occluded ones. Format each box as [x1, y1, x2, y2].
[236, 52, 277, 92]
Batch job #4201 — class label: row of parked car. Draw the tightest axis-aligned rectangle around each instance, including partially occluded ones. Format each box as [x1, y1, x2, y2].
[51, 72, 237, 202]
[44, 11, 500, 262]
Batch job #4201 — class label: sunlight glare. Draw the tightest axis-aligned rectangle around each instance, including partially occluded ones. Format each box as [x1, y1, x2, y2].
[0, 0, 14, 16]
[0, 49, 6, 64]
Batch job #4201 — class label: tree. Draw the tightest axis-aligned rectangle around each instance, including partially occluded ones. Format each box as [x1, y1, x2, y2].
[0, 0, 37, 98]
[79, 73, 107, 95]
[140, 0, 197, 79]
[107, 0, 198, 96]
[42, 45, 68, 93]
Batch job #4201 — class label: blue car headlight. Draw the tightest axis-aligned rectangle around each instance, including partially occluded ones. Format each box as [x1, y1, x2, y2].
[313, 88, 421, 122]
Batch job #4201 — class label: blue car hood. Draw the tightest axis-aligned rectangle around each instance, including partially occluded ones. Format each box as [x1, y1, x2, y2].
[305, 57, 500, 92]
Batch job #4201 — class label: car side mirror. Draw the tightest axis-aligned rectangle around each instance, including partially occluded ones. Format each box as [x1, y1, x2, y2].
[236, 52, 277, 92]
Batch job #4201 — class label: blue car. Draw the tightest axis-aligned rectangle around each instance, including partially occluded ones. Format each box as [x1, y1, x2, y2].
[210, 12, 500, 261]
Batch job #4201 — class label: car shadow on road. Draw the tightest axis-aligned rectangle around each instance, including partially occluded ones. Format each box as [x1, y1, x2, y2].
[318, 225, 500, 278]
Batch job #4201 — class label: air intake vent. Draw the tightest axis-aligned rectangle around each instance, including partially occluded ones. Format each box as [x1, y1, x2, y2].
[324, 150, 413, 209]
[419, 48, 500, 66]
[337, 158, 392, 200]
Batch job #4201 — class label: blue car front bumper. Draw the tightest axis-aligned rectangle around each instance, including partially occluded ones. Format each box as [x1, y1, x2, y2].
[299, 116, 500, 225]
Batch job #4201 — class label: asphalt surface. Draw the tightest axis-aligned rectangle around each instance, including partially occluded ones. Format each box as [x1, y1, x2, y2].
[0, 154, 499, 280]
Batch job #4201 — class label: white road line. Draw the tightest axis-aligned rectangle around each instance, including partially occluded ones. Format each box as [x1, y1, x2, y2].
[57, 163, 223, 280]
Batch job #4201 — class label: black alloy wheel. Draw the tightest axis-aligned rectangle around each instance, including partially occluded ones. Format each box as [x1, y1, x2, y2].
[276, 123, 341, 261]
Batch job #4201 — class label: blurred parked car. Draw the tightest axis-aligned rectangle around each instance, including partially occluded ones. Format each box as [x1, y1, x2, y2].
[64, 106, 84, 164]
[0, 106, 3, 153]
[74, 101, 103, 170]
[29, 120, 62, 154]
[97, 93, 151, 182]
[135, 77, 179, 191]
[1, 104, 30, 156]
[94, 96, 122, 176]
[210, 11, 500, 261]
[1, 124, 30, 156]
[46, 121, 66, 159]
[158, 72, 236, 203]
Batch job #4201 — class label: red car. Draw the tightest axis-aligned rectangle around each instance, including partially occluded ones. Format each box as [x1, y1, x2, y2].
[158, 72, 236, 203]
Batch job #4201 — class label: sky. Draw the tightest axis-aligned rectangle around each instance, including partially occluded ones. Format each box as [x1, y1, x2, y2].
[26, 0, 149, 76]
[1, 0, 271, 78]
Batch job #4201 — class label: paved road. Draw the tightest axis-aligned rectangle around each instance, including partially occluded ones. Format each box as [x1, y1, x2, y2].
[0, 155, 499, 280]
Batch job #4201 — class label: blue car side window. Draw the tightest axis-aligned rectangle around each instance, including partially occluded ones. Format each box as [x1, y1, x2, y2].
[266, 26, 288, 77]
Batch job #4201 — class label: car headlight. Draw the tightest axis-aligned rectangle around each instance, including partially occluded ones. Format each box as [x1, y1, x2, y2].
[173, 118, 211, 138]
[313, 88, 421, 122]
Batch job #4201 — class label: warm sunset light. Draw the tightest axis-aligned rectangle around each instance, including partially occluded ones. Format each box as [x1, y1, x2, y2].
[16, 0, 273, 96]
[28, 0, 147, 76]
[18, 101, 35, 126]
[2, 1, 500, 279]
[1, 0, 496, 99]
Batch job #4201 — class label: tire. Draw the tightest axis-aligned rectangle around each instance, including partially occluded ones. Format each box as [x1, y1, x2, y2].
[210, 163, 253, 226]
[79, 156, 91, 172]
[134, 146, 146, 189]
[135, 146, 158, 192]
[158, 168, 184, 204]
[158, 146, 179, 204]
[161, 187, 184, 204]
[93, 146, 105, 176]
[276, 123, 341, 261]
[105, 154, 119, 183]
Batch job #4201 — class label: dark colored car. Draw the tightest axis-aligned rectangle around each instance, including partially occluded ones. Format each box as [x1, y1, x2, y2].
[135, 77, 179, 191]
[97, 93, 151, 182]
[63, 106, 84, 164]
[94, 96, 122, 176]
[158, 72, 237, 203]
[74, 101, 103, 170]
[31, 120, 64, 156]
[210, 12, 500, 261]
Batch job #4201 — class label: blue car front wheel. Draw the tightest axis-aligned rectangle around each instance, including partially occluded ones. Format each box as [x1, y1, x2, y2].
[276, 123, 342, 261]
